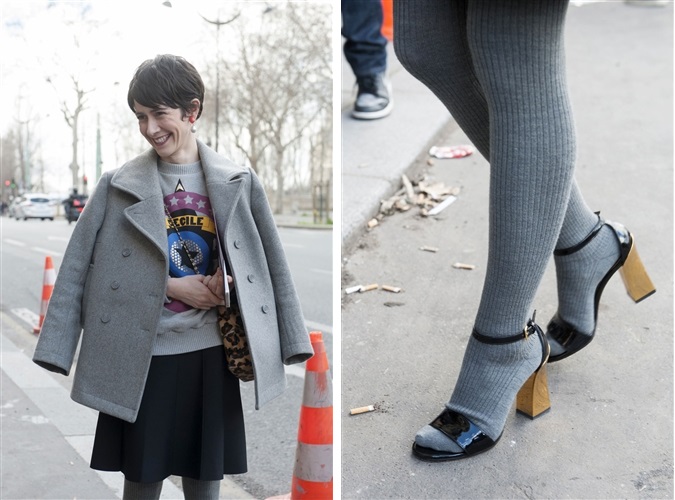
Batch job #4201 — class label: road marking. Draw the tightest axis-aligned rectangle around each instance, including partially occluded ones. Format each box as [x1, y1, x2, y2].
[306, 320, 332, 336]
[310, 268, 331, 275]
[47, 236, 70, 242]
[2, 239, 64, 257]
[32, 246, 63, 257]
[11, 308, 40, 328]
[285, 365, 306, 379]
[282, 242, 304, 248]
[3, 238, 26, 247]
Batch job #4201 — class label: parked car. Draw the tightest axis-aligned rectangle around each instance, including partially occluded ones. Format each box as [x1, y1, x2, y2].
[64, 194, 88, 224]
[15, 194, 56, 221]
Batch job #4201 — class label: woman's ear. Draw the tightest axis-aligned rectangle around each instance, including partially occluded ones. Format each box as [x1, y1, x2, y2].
[189, 99, 201, 121]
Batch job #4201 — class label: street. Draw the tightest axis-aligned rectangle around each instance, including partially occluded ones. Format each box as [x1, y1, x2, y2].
[341, 2, 672, 499]
[1, 216, 332, 499]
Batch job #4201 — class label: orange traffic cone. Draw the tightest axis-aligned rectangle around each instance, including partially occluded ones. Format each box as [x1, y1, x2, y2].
[290, 331, 333, 499]
[268, 332, 333, 500]
[33, 256, 56, 334]
[381, 0, 394, 41]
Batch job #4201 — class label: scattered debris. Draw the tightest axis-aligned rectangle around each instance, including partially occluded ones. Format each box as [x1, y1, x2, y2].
[350, 405, 375, 415]
[360, 283, 379, 292]
[384, 302, 405, 307]
[381, 285, 401, 293]
[345, 285, 362, 295]
[375, 174, 462, 224]
[426, 195, 457, 216]
[419, 246, 439, 253]
[401, 174, 416, 201]
[429, 145, 474, 159]
[453, 262, 476, 270]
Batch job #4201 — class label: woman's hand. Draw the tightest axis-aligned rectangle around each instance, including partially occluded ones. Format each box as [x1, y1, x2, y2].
[201, 267, 234, 300]
[166, 274, 225, 309]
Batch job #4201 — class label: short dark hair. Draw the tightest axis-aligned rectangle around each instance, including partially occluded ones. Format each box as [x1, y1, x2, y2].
[127, 54, 204, 119]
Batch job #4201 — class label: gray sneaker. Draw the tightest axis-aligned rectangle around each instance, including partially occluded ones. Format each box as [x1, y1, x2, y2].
[352, 73, 393, 120]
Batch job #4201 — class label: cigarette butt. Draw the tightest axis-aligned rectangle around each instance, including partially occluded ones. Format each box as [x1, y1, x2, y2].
[382, 285, 401, 293]
[419, 246, 439, 253]
[367, 218, 379, 228]
[350, 405, 375, 415]
[453, 262, 476, 270]
[360, 284, 378, 292]
[345, 285, 362, 294]
[427, 195, 457, 216]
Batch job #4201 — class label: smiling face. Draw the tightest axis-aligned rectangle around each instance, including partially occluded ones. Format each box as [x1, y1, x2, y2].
[134, 100, 199, 164]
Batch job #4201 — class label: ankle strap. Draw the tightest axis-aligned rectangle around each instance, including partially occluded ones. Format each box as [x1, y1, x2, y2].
[554, 212, 603, 256]
[472, 315, 541, 345]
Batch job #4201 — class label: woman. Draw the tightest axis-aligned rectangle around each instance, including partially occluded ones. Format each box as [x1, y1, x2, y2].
[393, 1, 655, 461]
[33, 54, 313, 498]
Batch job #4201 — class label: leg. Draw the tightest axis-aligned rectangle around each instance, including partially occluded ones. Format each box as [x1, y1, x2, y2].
[181, 477, 221, 500]
[398, 0, 573, 456]
[122, 479, 163, 500]
[394, 0, 620, 340]
[342, 0, 387, 77]
[342, 0, 392, 119]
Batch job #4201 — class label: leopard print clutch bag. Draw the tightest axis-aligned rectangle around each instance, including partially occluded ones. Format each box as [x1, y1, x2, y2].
[217, 296, 254, 382]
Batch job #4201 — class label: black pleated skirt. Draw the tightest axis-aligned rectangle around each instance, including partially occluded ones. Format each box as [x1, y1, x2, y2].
[90, 346, 247, 483]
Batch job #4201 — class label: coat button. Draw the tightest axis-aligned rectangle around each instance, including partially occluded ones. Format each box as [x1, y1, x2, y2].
[247, 274, 255, 283]
[111, 281, 120, 290]
[234, 240, 241, 249]
[100, 314, 110, 324]
[261, 305, 269, 314]
[122, 248, 131, 257]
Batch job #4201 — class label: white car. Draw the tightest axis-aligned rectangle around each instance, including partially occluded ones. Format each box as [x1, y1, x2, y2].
[15, 194, 56, 221]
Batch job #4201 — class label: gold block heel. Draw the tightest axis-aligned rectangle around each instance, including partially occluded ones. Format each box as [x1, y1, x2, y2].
[516, 363, 551, 420]
[619, 241, 656, 303]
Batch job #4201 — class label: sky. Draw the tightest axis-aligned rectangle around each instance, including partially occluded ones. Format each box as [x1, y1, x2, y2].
[1, 0, 318, 194]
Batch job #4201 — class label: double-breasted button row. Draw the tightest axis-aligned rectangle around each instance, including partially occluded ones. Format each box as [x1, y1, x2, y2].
[100, 314, 110, 324]
[232, 238, 269, 314]
[111, 281, 120, 290]
[122, 248, 131, 257]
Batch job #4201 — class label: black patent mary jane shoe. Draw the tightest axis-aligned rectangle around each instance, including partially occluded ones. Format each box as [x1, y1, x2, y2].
[547, 217, 656, 363]
[412, 317, 551, 462]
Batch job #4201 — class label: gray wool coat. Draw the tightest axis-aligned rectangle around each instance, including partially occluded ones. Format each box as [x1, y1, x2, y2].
[33, 140, 313, 423]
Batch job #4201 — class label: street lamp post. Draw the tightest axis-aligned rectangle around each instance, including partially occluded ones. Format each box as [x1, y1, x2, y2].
[198, 10, 240, 152]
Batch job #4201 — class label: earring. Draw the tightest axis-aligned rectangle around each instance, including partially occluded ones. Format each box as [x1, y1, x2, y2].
[191, 123, 197, 133]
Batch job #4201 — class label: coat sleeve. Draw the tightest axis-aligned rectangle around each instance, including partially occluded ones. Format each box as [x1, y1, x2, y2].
[32, 172, 111, 375]
[248, 168, 313, 365]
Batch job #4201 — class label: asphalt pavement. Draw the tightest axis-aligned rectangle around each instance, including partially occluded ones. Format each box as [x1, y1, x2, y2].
[341, 2, 673, 499]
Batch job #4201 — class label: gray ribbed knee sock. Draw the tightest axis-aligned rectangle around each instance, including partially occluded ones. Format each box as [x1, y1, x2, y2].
[123, 479, 163, 500]
[396, 0, 575, 452]
[182, 477, 220, 500]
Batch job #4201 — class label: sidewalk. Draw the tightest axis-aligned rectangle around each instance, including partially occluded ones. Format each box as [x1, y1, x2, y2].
[341, 3, 673, 499]
[341, 43, 451, 250]
[0, 311, 253, 499]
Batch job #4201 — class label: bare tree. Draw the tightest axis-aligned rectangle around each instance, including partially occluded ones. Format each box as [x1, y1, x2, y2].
[46, 75, 93, 190]
[33, 3, 100, 192]
[221, 2, 332, 214]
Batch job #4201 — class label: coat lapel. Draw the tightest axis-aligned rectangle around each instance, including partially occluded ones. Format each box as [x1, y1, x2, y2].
[110, 149, 168, 260]
[198, 141, 247, 239]
[108, 141, 247, 259]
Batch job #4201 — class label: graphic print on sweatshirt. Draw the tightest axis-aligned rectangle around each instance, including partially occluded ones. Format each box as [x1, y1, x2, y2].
[164, 179, 218, 313]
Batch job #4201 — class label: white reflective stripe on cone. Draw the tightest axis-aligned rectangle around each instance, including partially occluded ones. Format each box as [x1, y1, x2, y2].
[293, 443, 333, 483]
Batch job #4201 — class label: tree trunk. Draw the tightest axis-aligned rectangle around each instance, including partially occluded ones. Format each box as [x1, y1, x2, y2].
[70, 112, 79, 190]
